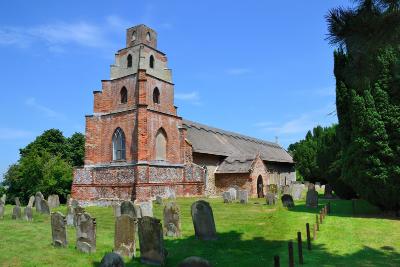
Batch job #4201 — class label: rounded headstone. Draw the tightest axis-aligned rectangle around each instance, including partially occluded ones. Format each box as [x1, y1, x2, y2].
[178, 256, 212, 267]
[100, 252, 125, 267]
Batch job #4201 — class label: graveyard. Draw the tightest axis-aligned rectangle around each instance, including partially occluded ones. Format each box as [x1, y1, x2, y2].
[0, 193, 399, 267]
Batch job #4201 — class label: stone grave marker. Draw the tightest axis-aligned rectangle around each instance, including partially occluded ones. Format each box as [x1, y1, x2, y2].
[120, 201, 138, 218]
[24, 206, 33, 221]
[14, 197, 21, 207]
[40, 199, 50, 214]
[191, 200, 217, 240]
[100, 252, 125, 267]
[228, 187, 237, 201]
[48, 195, 60, 209]
[74, 206, 85, 227]
[66, 206, 75, 226]
[76, 212, 96, 253]
[324, 184, 333, 199]
[163, 202, 181, 237]
[222, 192, 232, 203]
[155, 196, 163, 205]
[114, 214, 137, 258]
[0, 194, 6, 204]
[66, 194, 71, 206]
[139, 201, 153, 217]
[291, 184, 304, 200]
[113, 203, 121, 218]
[138, 216, 167, 266]
[35, 192, 44, 212]
[266, 192, 277, 205]
[12, 206, 22, 219]
[178, 256, 212, 267]
[71, 199, 79, 208]
[28, 196, 35, 208]
[281, 194, 295, 208]
[306, 187, 318, 208]
[238, 190, 248, 204]
[51, 212, 67, 247]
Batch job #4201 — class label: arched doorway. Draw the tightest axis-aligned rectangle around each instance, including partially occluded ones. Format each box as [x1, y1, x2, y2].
[257, 175, 264, 198]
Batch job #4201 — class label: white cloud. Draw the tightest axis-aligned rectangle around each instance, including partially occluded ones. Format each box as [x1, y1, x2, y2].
[0, 128, 33, 140]
[25, 97, 64, 119]
[225, 68, 252, 75]
[175, 91, 202, 105]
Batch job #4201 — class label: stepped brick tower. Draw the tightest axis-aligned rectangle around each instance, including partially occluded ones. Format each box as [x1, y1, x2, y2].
[71, 25, 206, 205]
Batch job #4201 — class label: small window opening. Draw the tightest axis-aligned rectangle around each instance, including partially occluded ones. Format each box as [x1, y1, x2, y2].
[153, 87, 160, 104]
[149, 55, 154, 69]
[146, 32, 151, 42]
[127, 54, 132, 68]
[120, 87, 128, 104]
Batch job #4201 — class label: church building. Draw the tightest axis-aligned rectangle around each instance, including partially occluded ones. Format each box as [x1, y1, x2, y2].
[71, 24, 296, 205]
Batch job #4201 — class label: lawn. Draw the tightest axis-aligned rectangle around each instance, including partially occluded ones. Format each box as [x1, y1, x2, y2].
[0, 196, 399, 267]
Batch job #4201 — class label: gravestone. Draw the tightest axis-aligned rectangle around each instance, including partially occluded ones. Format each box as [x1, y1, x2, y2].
[138, 216, 167, 266]
[228, 188, 237, 201]
[283, 185, 291, 195]
[222, 192, 232, 203]
[266, 192, 277, 205]
[281, 194, 295, 208]
[291, 184, 304, 200]
[191, 200, 217, 240]
[66, 206, 75, 226]
[0, 204, 4, 219]
[139, 202, 153, 217]
[113, 203, 121, 218]
[40, 199, 50, 214]
[155, 196, 163, 205]
[35, 192, 44, 212]
[51, 212, 67, 247]
[28, 196, 35, 208]
[14, 197, 21, 206]
[267, 184, 278, 195]
[163, 202, 181, 237]
[48, 195, 60, 209]
[114, 214, 137, 258]
[306, 188, 318, 208]
[238, 190, 248, 204]
[120, 201, 137, 218]
[0, 194, 6, 204]
[24, 206, 33, 221]
[66, 194, 71, 206]
[71, 199, 79, 208]
[76, 212, 96, 253]
[324, 184, 333, 199]
[100, 252, 125, 267]
[178, 256, 212, 267]
[12, 206, 22, 219]
[74, 206, 86, 227]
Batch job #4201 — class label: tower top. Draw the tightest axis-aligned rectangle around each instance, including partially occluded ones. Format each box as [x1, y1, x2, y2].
[126, 24, 157, 49]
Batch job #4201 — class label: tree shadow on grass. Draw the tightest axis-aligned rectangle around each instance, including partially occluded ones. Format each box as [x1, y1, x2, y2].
[93, 231, 400, 267]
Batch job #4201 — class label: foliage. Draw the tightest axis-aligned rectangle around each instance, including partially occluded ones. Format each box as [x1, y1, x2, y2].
[327, 0, 400, 210]
[2, 129, 84, 204]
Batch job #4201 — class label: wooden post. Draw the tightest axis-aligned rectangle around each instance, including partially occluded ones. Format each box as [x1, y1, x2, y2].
[319, 211, 323, 224]
[288, 241, 294, 267]
[306, 223, 311, 250]
[274, 255, 280, 267]
[316, 214, 319, 231]
[313, 224, 317, 240]
[297, 232, 304, 264]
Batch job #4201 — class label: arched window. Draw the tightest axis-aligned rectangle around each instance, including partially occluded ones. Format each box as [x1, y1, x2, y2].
[149, 55, 154, 69]
[146, 32, 151, 42]
[155, 129, 167, 161]
[112, 128, 126, 161]
[131, 31, 136, 41]
[153, 87, 160, 104]
[120, 87, 127, 104]
[127, 54, 132, 68]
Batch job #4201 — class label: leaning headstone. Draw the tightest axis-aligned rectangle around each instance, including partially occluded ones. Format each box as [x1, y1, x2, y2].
[238, 190, 248, 204]
[40, 199, 50, 214]
[266, 192, 277, 205]
[100, 252, 125, 267]
[14, 197, 21, 207]
[12, 206, 22, 219]
[222, 192, 232, 203]
[191, 200, 217, 240]
[138, 216, 167, 266]
[66, 206, 75, 226]
[281, 194, 295, 208]
[163, 202, 181, 237]
[120, 201, 137, 218]
[178, 256, 212, 267]
[228, 187, 237, 201]
[51, 212, 67, 247]
[291, 184, 304, 200]
[139, 202, 153, 217]
[24, 206, 33, 221]
[76, 212, 96, 253]
[35, 192, 44, 212]
[324, 184, 333, 199]
[114, 214, 137, 258]
[0, 194, 6, 204]
[306, 188, 319, 208]
[28, 196, 35, 208]
[155, 196, 163, 205]
[48, 195, 60, 209]
[113, 203, 121, 218]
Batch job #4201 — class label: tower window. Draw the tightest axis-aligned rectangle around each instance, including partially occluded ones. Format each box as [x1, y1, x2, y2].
[127, 54, 132, 68]
[155, 128, 167, 161]
[146, 32, 151, 42]
[131, 31, 136, 41]
[112, 128, 126, 161]
[153, 87, 160, 104]
[149, 55, 154, 69]
[120, 87, 128, 104]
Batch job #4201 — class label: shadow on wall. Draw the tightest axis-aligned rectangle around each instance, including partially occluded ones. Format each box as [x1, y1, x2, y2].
[92, 230, 400, 267]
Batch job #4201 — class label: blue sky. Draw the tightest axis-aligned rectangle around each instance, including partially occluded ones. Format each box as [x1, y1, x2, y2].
[0, 0, 351, 180]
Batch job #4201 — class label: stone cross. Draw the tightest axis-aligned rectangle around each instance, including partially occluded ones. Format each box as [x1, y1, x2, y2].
[114, 214, 137, 258]
[35, 192, 44, 212]
[238, 190, 248, 204]
[163, 202, 181, 238]
[24, 206, 33, 221]
[27, 196, 35, 208]
[138, 216, 167, 266]
[76, 212, 96, 253]
[12, 206, 22, 220]
[281, 194, 295, 208]
[191, 200, 217, 240]
[51, 212, 67, 247]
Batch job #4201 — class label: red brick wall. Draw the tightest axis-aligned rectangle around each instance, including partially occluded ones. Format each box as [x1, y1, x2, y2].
[250, 156, 270, 197]
[215, 173, 251, 195]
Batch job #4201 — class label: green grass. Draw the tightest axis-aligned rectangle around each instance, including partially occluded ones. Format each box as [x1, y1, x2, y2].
[0, 197, 399, 267]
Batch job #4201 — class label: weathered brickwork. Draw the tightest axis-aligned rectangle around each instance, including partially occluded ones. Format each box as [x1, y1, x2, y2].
[249, 155, 270, 196]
